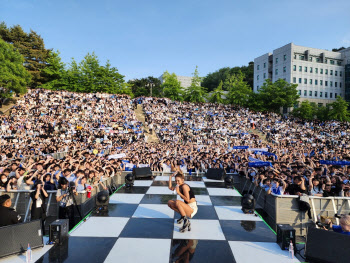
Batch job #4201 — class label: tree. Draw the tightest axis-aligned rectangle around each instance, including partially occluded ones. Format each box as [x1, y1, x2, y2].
[161, 71, 184, 101]
[258, 79, 299, 113]
[224, 71, 252, 107]
[128, 76, 161, 97]
[201, 62, 254, 92]
[328, 96, 350, 122]
[0, 38, 31, 97]
[40, 50, 67, 90]
[184, 66, 206, 103]
[292, 100, 315, 120]
[0, 22, 50, 88]
[208, 80, 225, 104]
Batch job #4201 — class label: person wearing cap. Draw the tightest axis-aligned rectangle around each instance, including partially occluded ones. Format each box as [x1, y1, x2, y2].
[0, 194, 22, 227]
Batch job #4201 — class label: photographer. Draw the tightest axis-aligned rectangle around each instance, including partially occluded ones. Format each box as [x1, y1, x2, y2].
[30, 181, 48, 234]
[56, 178, 78, 230]
[324, 215, 350, 235]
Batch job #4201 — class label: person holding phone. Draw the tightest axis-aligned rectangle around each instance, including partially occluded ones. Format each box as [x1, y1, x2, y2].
[30, 181, 48, 234]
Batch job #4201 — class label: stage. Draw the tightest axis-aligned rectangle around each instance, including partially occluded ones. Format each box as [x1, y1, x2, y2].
[3, 176, 301, 263]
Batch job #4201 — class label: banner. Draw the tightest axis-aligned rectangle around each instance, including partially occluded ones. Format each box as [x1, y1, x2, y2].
[248, 148, 268, 152]
[138, 164, 150, 168]
[320, 160, 350, 165]
[108, 153, 126, 160]
[248, 162, 272, 167]
[254, 151, 278, 160]
[233, 146, 249, 149]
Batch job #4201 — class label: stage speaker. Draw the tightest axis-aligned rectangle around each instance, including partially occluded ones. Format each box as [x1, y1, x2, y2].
[133, 167, 152, 179]
[305, 227, 350, 263]
[49, 219, 69, 245]
[0, 220, 43, 258]
[276, 224, 295, 252]
[205, 168, 226, 180]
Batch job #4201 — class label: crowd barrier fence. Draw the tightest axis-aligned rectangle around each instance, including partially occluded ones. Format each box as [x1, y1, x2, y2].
[234, 175, 350, 236]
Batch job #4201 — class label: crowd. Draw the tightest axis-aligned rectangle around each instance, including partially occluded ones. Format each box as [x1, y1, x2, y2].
[1, 90, 350, 229]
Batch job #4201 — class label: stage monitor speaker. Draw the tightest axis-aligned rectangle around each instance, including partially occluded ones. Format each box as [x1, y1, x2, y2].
[205, 168, 226, 180]
[0, 219, 43, 258]
[133, 167, 152, 179]
[49, 219, 69, 245]
[276, 224, 295, 252]
[305, 227, 350, 263]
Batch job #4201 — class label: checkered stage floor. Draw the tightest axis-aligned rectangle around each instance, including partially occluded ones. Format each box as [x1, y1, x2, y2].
[37, 176, 300, 263]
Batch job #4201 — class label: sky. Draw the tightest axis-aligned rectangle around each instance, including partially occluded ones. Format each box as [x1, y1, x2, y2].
[1, 0, 350, 80]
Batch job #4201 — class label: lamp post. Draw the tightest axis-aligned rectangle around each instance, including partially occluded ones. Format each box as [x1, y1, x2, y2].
[147, 83, 155, 97]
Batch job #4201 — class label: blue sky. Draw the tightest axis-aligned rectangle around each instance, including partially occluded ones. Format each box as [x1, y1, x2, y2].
[1, 0, 350, 80]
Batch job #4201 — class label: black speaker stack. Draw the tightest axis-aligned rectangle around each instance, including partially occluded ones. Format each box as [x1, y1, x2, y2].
[49, 219, 69, 245]
[133, 167, 153, 179]
[205, 168, 226, 180]
[276, 224, 296, 253]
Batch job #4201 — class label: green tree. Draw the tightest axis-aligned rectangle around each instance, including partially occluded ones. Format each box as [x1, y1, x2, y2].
[328, 96, 350, 122]
[184, 66, 206, 103]
[292, 100, 315, 120]
[0, 38, 31, 97]
[128, 76, 161, 97]
[161, 71, 184, 101]
[41, 50, 67, 90]
[315, 105, 330, 121]
[224, 71, 252, 107]
[0, 22, 50, 88]
[208, 80, 225, 104]
[258, 79, 299, 113]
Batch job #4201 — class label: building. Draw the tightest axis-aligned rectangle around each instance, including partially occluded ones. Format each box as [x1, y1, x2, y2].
[159, 74, 196, 89]
[254, 43, 350, 107]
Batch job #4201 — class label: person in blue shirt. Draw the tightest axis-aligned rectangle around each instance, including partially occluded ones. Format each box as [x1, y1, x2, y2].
[325, 215, 350, 235]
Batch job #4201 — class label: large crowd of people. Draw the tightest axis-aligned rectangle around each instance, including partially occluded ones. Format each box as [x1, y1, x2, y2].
[0, 90, 350, 200]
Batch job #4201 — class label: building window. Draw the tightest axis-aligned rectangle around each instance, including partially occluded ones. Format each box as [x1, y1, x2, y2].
[315, 80, 318, 85]
[340, 71, 342, 77]
[257, 75, 259, 80]
[337, 61, 342, 66]
[330, 81, 333, 87]
[304, 90, 307, 96]
[275, 69, 278, 75]
[309, 91, 312, 97]
[283, 66, 286, 73]
[293, 65, 296, 71]
[335, 82, 337, 87]
[309, 56, 313, 62]
[335, 93, 338, 98]
[330, 70, 333, 75]
[320, 92, 323, 97]
[310, 79, 313, 84]
[310, 67, 313, 73]
[299, 55, 305, 60]
[264, 73, 266, 78]
[325, 59, 328, 64]
[298, 90, 301, 95]
[299, 66, 302, 72]
[325, 69, 328, 75]
[284, 55, 287, 61]
[320, 80, 323, 86]
[304, 78, 307, 84]
[320, 69, 323, 74]
[340, 82, 342, 88]
[257, 85, 259, 91]
[325, 81, 328, 86]
[304, 66, 307, 72]
[294, 54, 297, 59]
[293, 77, 296, 83]
[257, 65, 260, 70]
[325, 92, 328, 98]
[330, 60, 335, 65]
[276, 58, 278, 63]
[330, 93, 333, 98]
[315, 91, 317, 97]
[335, 71, 338, 76]
[315, 68, 318, 73]
[264, 62, 266, 68]
[299, 78, 302, 84]
[316, 57, 320, 62]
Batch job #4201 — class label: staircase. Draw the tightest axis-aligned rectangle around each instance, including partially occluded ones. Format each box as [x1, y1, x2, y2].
[134, 104, 159, 143]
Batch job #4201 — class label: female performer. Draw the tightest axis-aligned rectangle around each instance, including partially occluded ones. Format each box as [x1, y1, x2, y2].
[167, 171, 198, 232]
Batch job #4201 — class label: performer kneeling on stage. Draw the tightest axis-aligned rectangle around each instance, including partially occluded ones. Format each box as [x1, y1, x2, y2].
[168, 171, 198, 232]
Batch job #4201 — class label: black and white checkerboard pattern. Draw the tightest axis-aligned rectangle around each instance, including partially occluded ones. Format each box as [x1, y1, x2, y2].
[42, 176, 300, 263]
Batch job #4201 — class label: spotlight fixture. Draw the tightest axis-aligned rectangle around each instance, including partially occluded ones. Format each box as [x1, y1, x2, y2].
[224, 174, 234, 189]
[241, 194, 255, 214]
[125, 173, 134, 188]
[96, 190, 109, 212]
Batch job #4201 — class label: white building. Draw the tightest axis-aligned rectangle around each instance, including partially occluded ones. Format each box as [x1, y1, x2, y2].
[254, 43, 350, 107]
[159, 74, 196, 88]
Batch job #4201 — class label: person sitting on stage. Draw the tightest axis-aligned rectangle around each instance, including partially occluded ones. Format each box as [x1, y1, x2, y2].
[325, 215, 350, 235]
[167, 171, 198, 233]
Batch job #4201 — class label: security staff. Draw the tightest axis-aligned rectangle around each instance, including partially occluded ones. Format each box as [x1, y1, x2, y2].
[0, 194, 22, 227]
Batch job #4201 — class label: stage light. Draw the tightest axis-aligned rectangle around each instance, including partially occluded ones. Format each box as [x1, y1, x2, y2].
[96, 190, 109, 212]
[125, 173, 134, 188]
[241, 194, 255, 214]
[224, 174, 234, 189]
